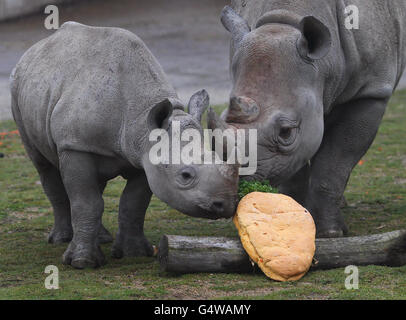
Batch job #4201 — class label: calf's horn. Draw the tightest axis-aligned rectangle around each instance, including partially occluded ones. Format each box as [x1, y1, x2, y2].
[207, 107, 229, 131]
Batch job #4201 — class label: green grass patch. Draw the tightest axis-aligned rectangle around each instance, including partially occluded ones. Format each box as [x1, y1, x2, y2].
[238, 180, 278, 200]
[1, 91, 406, 300]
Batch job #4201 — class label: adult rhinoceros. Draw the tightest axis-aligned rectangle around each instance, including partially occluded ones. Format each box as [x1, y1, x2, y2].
[208, 1, 406, 237]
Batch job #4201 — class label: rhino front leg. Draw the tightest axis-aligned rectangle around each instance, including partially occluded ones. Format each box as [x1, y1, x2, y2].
[278, 163, 348, 209]
[59, 151, 106, 269]
[306, 98, 387, 238]
[278, 163, 310, 206]
[112, 171, 153, 258]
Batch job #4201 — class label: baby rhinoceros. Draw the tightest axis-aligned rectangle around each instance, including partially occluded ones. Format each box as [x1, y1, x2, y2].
[10, 22, 239, 269]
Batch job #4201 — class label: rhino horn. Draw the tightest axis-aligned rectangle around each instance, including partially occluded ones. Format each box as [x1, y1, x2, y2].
[226, 96, 260, 123]
[220, 6, 251, 48]
[207, 107, 239, 163]
[207, 107, 229, 131]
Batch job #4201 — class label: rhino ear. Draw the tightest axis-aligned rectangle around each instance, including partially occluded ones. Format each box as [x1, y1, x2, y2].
[147, 99, 173, 131]
[221, 6, 251, 48]
[297, 16, 331, 61]
[188, 89, 210, 123]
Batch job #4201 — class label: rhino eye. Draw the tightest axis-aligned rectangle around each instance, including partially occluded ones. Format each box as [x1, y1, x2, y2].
[182, 171, 192, 180]
[176, 167, 197, 188]
[279, 127, 292, 140]
[277, 126, 298, 146]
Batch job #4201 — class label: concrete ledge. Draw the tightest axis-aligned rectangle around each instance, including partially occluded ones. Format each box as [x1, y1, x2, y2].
[0, 0, 74, 21]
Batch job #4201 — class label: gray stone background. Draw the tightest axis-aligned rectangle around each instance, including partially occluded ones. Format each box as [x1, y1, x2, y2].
[0, 0, 405, 121]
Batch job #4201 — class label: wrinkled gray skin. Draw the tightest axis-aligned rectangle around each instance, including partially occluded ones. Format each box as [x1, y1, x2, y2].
[10, 22, 238, 269]
[209, 1, 406, 237]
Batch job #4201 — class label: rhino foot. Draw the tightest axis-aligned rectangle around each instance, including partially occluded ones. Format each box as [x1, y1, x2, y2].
[98, 225, 114, 244]
[48, 225, 113, 244]
[62, 240, 106, 269]
[48, 227, 73, 244]
[317, 229, 344, 238]
[112, 233, 153, 259]
[316, 223, 348, 238]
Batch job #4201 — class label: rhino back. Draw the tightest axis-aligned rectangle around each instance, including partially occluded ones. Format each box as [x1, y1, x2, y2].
[231, 0, 406, 107]
[12, 22, 177, 165]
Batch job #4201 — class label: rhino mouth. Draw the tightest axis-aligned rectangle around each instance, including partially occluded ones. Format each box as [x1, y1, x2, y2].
[191, 207, 225, 220]
[197, 202, 236, 220]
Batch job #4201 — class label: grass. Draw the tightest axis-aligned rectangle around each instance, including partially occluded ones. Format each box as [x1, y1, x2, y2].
[0, 91, 406, 300]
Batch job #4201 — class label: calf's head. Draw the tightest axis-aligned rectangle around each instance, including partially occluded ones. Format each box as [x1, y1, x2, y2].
[209, 6, 332, 185]
[143, 90, 239, 219]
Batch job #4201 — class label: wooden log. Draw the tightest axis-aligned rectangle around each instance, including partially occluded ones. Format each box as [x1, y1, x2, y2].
[158, 230, 406, 274]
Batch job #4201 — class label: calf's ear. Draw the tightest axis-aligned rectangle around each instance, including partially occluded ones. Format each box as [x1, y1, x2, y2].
[297, 16, 332, 61]
[147, 99, 173, 131]
[188, 89, 210, 123]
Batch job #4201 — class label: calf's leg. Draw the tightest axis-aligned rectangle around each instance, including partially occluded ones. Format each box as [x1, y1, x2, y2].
[112, 171, 153, 258]
[40, 165, 73, 244]
[95, 180, 114, 244]
[15, 118, 72, 244]
[59, 150, 106, 269]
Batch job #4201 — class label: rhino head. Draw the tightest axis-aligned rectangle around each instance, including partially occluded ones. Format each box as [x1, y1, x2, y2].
[209, 6, 332, 185]
[142, 90, 239, 219]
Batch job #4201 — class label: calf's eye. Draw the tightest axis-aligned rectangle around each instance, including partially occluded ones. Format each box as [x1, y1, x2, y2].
[182, 171, 192, 180]
[279, 127, 292, 140]
[176, 167, 197, 187]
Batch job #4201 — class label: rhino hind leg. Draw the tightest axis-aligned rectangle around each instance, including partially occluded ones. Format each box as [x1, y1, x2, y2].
[13, 111, 73, 244]
[112, 172, 153, 259]
[42, 168, 74, 244]
[28, 148, 113, 245]
[41, 166, 113, 245]
[36, 164, 73, 244]
[305, 98, 387, 238]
